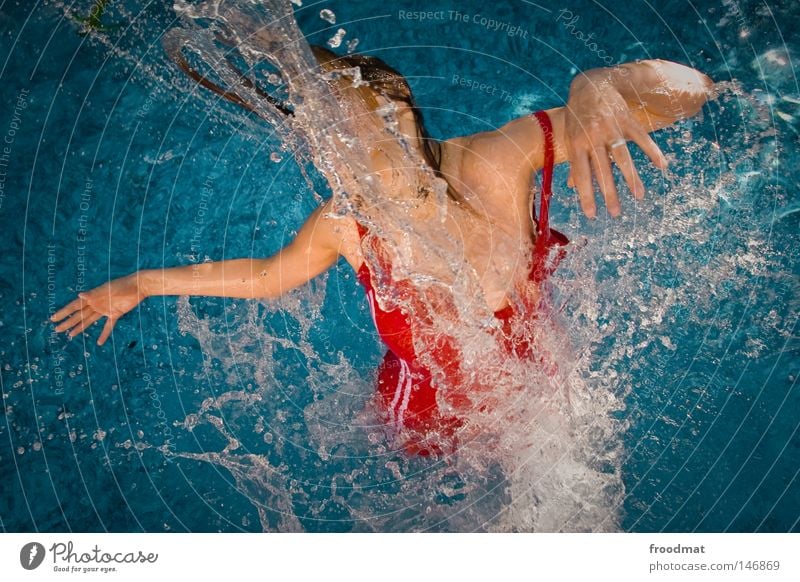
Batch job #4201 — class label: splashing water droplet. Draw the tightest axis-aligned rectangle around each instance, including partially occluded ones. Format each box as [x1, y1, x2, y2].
[146, 1, 787, 535]
[319, 9, 336, 24]
[327, 28, 346, 49]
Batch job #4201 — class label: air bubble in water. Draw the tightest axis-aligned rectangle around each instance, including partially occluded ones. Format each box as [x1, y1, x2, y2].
[346, 38, 359, 54]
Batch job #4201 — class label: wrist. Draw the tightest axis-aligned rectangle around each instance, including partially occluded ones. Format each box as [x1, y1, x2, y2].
[570, 66, 636, 105]
[135, 269, 155, 298]
[570, 67, 611, 94]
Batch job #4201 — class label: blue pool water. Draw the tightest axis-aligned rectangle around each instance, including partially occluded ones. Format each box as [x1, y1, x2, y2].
[1, 0, 798, 532]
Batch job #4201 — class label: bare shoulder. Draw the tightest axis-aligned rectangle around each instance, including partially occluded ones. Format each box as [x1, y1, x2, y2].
[452, 124, 533, 173]
[450, 108, 569, 181]
[444, 117, 545, 204]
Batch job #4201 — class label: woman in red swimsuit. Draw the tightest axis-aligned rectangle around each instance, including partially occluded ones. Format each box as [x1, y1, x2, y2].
[354, 108, 571, 455]
[50, 47, 713, 456]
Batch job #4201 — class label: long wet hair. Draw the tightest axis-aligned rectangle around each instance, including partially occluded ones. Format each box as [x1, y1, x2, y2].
[168, 40, 462, 204]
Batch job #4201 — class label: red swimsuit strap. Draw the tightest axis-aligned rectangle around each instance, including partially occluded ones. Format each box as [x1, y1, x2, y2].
[532, 110, 555, 238]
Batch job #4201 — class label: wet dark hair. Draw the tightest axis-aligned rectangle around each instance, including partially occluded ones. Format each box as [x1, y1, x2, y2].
[309, 46, 462, 203]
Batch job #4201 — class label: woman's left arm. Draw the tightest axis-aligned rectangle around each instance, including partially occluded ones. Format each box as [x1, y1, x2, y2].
[564, 59, 714, 217]
[476, 60, 712, 217]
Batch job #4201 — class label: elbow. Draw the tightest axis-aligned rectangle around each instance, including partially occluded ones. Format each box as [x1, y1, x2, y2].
[686, 67, 716, 104]
[699, 71, 717, 102]
[668, 62, 716, 115]
[700, 70, 714, 91]
[650, 63, 715, 121]
[683, 71, 715, 117]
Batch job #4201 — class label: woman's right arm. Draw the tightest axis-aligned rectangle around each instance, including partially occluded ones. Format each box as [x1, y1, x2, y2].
[51, 201, 345, 345]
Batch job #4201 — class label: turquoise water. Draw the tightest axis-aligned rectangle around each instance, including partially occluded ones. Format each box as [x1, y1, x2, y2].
[1, 0, 797, 532]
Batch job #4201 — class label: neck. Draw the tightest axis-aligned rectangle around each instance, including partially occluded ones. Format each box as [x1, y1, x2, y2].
[435, 138, 463, 190]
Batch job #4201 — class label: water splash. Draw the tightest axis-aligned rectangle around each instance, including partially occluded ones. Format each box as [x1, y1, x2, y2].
[66, 1, 791, 532]
[142, 0, 629, 532]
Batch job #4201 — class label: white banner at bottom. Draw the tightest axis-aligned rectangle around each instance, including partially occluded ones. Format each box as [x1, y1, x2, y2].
[1, 533, 797, 581]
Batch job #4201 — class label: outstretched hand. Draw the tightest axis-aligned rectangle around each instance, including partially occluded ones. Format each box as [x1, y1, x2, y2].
[564, 74, 669, 218]
[50, 273, 146, 345]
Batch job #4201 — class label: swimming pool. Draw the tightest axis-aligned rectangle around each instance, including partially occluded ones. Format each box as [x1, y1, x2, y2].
[1, 0, 797, 532]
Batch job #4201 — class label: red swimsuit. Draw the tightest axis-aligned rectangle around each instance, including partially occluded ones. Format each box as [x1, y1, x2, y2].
[356, 110, 568, 456]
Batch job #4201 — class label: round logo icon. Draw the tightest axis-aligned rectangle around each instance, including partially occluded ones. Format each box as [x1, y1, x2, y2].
[20, 542, 46, 570]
